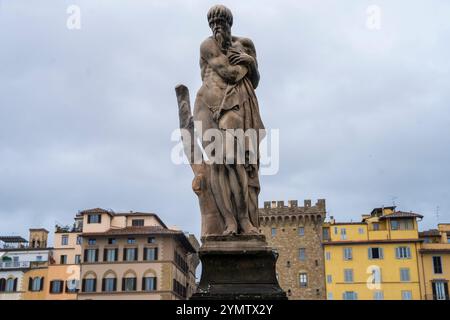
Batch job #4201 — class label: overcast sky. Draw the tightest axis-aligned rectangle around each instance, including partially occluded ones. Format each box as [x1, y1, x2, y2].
[1, 0, 449, 244]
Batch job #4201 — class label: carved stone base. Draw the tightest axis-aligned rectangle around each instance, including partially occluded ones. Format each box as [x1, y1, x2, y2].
[190, 234, 287, 300]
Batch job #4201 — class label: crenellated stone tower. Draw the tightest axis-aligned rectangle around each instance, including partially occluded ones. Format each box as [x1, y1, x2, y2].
[259, 199, 326, 300]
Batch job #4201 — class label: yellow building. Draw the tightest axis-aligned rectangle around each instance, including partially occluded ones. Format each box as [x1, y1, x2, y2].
[323, 206, 423, 300]
[418, 224, 450, 300]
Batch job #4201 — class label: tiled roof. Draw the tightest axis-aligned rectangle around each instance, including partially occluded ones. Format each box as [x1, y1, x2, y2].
[83, 226, 179, 236]
[78, 208, 114, 216]
[82, 227, 196, 253]
[0, 236, 28, 243]
[419, 229, 440, 237]
[379, 211, 423, 220]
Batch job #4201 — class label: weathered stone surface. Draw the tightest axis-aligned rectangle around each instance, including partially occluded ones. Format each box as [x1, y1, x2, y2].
[259, 199, 326, 300]
[191, 235, 287, 300]
[176, 5, 286, 300]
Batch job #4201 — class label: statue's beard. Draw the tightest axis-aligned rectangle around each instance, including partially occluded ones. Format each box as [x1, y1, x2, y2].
[214, 30, 232, 52]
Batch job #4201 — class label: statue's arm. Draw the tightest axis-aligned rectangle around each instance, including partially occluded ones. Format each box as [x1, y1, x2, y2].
[200, 39, 247, 84]
[240, 38, 260, 89]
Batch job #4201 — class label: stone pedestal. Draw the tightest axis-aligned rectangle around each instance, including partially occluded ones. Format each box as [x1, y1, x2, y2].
[190, 234, 287, 300]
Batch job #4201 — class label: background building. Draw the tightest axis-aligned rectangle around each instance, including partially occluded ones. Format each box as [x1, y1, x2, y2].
[46, 217, 83, 300]
[0, 229, 51, 300]
[259, 199, 326, 299]
[323, 206, 423, 300]
[77, 208, 199, 300]
[419, 224, 450, 300]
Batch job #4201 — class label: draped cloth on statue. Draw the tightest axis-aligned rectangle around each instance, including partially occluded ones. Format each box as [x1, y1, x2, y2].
[216, 76, 265, 226]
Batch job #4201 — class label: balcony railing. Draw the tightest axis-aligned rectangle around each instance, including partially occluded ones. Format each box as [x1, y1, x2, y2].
[0, 261, 31, 269]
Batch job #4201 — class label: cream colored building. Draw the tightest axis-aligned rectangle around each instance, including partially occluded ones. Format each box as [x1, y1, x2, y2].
[418, 224, 450, 300]
[77, 208, 199, 300]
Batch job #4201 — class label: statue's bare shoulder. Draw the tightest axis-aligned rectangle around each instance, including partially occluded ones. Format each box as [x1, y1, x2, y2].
[233, 36, 257, 57]
[200, 37, 221, 60]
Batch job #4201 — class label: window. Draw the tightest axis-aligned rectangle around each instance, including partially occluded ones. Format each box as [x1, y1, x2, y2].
[60, 255, 67, 265]
[343, 291, 357, 300]
[344, 269, 354, 283]
[340, 228, 347, 240]
[401, 290, 412, 300]
[326, 275, 332, 284]
[76, 236, 82, 245]
[370, 267, 382, 284]
[325, 252, 331, 260]
[298, 227, 305, 236]
[66, 279, 79, 293]
[84, 249, 98, 263]
[391, 220, 399, 230]
[373, 291, 384, 300]
[36, 255, 42, 261]
[122, 277, 137, 291]
[271, 228, 276, 237]
[327, 292, 333, 300]
[124, 248, 138, 261]
[30, 277, 43, 292]
[343, 247, 353, 260]
[334, 227, 338, 235]
[87, 214, 101, 224]
[143, 277, 157, 291]
[358, 228, 364, 234]
[0, 279, 5, 292]
[373, 223, 380, 231]
[50, 280, 63, 294]
[132, 219, 144, 227]
[298, 248, 306, 261]
[61, 235, 69, 246]
[88, 238, 96, 245]
[396, 246, 411, 259]
[127, 238, 136, 244]
[75, 255, 81, 264]
[400, 268, 410, 282]
[103, 278, 116, 292]
[105, 249, 118, 262]
[144, 248, 158, 261]
[322, 228, 330, 240]
[299, 273, 308, 287]
[147, 237, 156, 244]
[432, 281, 449, 300]
[83, 279, 96, 293]
[108, 238, 116, 245]
[5, 278, 17, 292]
[368, 247, 384, 259]
[433, 256, 443, 274]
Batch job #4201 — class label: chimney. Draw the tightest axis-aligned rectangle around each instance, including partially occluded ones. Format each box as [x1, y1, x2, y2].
[330, 216, 335, 224]
[277, 201, 284, 208]
[264, 201, 271, 209]
[271, 201, 277, 209]
[304, 199, 311, 207]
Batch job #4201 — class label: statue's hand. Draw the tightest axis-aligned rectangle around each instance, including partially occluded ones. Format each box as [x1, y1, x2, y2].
[228, 48, 254, 66]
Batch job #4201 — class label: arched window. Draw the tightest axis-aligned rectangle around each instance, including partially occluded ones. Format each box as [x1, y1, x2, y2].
[82, 272, 97, 293]
[0, 278, 6, 292]
[142, 269, 157, 291]
[28, 277, 44, 292]
[122, 270, 137, 292]
[102, 271, 117, 292]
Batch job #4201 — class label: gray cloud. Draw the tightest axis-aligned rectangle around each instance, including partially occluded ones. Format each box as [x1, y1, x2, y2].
[1, 0, 449, 242]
